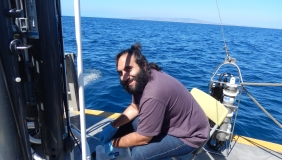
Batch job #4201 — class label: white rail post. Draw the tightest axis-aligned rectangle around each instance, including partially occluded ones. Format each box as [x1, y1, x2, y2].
[74, 0, 87, 159]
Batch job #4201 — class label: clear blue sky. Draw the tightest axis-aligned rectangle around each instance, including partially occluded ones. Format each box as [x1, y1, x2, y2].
[61, 0, 282, 29]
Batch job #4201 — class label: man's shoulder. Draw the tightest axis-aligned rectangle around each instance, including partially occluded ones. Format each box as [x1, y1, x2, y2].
[149, 69, 177, 86]
[143, 70, 171, 98]
[150, 69, 168, 81]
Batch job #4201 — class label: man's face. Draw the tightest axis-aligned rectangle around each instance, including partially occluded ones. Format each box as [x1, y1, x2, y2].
[117, 53, 148, 94]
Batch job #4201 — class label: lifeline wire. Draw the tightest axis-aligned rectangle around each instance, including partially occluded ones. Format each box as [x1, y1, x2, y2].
[242, 87, 282, 128]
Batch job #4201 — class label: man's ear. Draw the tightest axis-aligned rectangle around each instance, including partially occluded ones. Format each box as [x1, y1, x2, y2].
[143, 64, 147, 70]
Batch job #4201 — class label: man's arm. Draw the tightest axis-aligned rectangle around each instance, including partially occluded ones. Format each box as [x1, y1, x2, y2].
[111, 103, 139, 128]
[111, 103, 153, 147]
[112, 132, 153, 148]
[110, 103, 153, 147]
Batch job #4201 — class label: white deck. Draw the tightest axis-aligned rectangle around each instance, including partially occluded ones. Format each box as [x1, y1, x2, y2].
[66, 111, 282, 160]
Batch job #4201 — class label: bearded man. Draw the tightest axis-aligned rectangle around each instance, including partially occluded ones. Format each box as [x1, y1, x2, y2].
[98, 43, 209, 160]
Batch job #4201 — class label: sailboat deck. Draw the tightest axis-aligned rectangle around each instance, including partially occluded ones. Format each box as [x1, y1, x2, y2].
[69, 110, 282, 160]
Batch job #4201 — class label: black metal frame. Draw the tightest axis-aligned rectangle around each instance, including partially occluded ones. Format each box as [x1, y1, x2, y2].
[0, 0, 72, 159]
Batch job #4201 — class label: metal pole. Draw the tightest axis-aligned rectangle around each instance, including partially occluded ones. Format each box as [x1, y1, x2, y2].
[242, 82, 282, 87]
[74, 0, 87, 159]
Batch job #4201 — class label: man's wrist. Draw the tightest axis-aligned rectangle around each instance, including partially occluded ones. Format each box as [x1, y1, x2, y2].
[111, 139, 115, 147]
[112, 138, 117, 147]
[111, 121, 119, 129]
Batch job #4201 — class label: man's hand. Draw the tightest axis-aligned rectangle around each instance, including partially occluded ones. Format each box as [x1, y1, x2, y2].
[104, 141, 115, 158]
[98, 124, 118, 145]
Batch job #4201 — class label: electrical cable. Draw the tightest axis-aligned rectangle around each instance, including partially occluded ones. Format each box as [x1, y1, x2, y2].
[70, 128, 82, 152]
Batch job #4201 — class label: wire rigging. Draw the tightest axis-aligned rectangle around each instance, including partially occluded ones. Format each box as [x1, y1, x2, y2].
[216, 0, 230, 60]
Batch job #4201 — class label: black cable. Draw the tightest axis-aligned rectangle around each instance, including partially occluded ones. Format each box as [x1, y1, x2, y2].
[70, 128, 82, 152]
[56, 0, 82, 153]
[55, 0, 71, 139]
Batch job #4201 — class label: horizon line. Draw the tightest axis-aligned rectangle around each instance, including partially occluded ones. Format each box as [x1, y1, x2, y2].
[61, 15, 282, 30]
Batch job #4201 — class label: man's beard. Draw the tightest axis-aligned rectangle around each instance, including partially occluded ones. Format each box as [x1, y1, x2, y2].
[120, 68, 149, 95]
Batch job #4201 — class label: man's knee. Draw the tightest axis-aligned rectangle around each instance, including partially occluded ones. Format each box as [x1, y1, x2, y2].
[131, 147, 148, 160]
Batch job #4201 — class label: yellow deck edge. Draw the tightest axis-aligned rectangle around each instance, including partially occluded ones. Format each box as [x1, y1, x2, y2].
[232, 135, 282, 153]
[74, 109, 282, 153]
[74, 109, 121, 119]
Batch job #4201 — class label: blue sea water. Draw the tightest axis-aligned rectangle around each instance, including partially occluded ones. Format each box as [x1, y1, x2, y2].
[62, 16, 282, 145]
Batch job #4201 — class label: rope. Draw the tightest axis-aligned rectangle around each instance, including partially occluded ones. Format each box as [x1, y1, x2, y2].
[216, 0, 230, 60]
[242, 87, 282, 128]
[242, 82, 282, 87]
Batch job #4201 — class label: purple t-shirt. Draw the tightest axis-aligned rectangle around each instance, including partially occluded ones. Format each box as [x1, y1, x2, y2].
[133, 69, 209, 148]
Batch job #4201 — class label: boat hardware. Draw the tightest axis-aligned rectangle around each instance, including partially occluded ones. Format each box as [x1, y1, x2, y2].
[15, 77, 21, 82]
[207, 56, 243, 157]
[5, 8, 23, 18]
[25, 0, 39, 39]
[242, 86, 282, 129]
[9, 39, 32, 55]
[16, 18, 28, 33]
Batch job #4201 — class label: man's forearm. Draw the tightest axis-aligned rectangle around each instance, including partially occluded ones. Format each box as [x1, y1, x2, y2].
[111, 103, 139, 128]
[112, 132, 152, 148]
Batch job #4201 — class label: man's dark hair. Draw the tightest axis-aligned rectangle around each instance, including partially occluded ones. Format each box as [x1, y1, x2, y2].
[149, 62, 162, 71]
[116, 43, 162, 76]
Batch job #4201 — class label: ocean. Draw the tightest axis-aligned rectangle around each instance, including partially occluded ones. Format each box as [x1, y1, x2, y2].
[62, 16, 282, 145]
